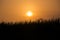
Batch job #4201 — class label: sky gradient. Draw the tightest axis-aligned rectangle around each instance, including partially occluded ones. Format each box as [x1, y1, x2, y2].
[0, 0, 60, 22]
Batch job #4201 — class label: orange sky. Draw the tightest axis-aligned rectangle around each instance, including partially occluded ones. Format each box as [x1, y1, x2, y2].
[0, 0, 60, 22]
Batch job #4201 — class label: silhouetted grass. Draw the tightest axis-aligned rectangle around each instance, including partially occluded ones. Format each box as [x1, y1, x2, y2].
[0, 18, 60, 40]
[0, 18, 60, 32]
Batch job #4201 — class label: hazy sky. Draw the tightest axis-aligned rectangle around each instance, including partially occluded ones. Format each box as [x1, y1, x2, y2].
[0, 0, 60, 22]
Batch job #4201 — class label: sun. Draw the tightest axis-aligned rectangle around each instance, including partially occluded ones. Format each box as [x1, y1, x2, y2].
[26, 11, 33, 17]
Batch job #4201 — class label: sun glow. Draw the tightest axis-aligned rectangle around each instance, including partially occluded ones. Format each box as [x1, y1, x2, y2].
[26, 11, 33, 17]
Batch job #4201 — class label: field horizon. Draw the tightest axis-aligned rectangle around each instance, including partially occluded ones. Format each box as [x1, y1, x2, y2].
[0, 17, 60, 40]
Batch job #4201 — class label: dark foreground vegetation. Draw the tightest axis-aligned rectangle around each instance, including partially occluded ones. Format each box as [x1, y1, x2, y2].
[0, 18, 60, 40]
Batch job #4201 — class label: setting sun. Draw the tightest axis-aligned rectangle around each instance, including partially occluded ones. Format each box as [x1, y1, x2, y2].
[26, 11, 33, 17]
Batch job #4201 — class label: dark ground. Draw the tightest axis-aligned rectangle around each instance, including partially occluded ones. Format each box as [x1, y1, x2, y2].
[0, 18, 60, 40]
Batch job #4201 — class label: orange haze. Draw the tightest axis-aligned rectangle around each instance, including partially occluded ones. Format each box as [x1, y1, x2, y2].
[0, 0, 60, 22]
